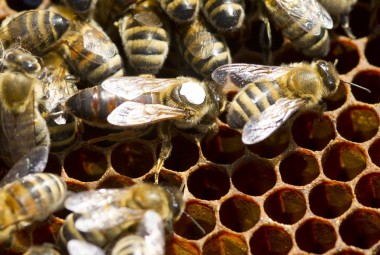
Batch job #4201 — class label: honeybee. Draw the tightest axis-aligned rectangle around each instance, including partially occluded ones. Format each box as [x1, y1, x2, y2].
[176, 14, 231, 77]
[1, 47, 42, 75]
[65, 76, 225, 181]
[66, 210, 164, 255]
[160, 0, 199, 23]
[0, 70, 50, 166]
[23, 244, 61, 255]
[261, 0, 333, 57]
[317, 0, 357, 38]
[211, 60, 340, 144]
[0, 146, 67, 244]
[200, 0, 245, 32]
[57, 183, 183, 253]
[0, 10, 70, 56]
[56, 6, 125, 87]
[117, 0, 170, 75]
[64, 0, 94, 18]
[39, 52, 79, 153]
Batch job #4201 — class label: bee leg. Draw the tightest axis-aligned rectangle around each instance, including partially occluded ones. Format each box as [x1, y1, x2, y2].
[154, 125, 172, 184]
[340, 14, 355, 39]
[259, 15, 272, 64]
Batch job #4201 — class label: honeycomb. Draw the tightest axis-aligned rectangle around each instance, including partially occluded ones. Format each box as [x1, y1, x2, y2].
[1, 0, 380, 254]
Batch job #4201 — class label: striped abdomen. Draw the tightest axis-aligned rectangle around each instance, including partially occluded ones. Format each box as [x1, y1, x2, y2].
[264, 2, 330, 57]
[201, 0, 245, 31]
[45, 113, 77, 153]
[119, 6, 170, 75]
[160, 0, 199, 23]
[179, 16, 231, 77]
[1, 173, 66, 227]
[65, 86, 161, 125]
[59, 20, 125, 86]
[111, 235, 147, 255]
[0, 10, 69, 56]
[57, 212, 128, 253]
[227, 81, 284, 128]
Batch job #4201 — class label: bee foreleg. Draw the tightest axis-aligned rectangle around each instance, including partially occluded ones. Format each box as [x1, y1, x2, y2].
[154, 124, 173, 184]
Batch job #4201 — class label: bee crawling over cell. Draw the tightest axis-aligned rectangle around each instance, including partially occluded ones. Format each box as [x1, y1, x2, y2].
[212, 60, 369, 144]
[65, 76, 225, 183]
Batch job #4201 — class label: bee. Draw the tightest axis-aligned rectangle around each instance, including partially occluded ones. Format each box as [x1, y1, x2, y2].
[39, 52, 79, 153]
[65, 76, 225, 181]
[159, 0, 199, 24]
[1, 47, 42, 75]
[200, 0, 245, 32]
[0, 10, 70, 56]
[56, 6, 125, 87]
[317, 0, 357, 38]
[176, 14, 231, 78]
[211, 60, 341, 144]
[117, 0, 170, 75]
[64, 0, 94, 18]
[66, 210, 164, 255]
[57, 183, 183, 253]
[261, 0, 333, 57]
[0, 146, 67, 245]
[0, 70, 50, 166]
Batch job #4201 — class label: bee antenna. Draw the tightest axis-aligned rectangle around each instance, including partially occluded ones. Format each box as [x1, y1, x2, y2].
[333, 59, 339, 66]
[182, 211, 206, 235]
[341, 80, 371, 93]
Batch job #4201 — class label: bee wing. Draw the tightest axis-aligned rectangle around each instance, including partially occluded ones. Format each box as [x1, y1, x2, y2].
[242, 97, 305, 144]
[67, 240, 105, 255]
[75, 206, 145, 232]
[184, 31, 214, 59]
[134, 11, 163, 27]
[101, 76, 179, 100]
[138, 210, 165, 255]
[107, 101, 187, 126]
[0, 146, 49, 187]
[64, 188, 131, 213]
[273, 0, 333, 35]
[212, 63, 291, 88]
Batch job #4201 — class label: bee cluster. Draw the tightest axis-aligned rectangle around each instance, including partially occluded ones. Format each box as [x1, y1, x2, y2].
[0, 0, 379, 254]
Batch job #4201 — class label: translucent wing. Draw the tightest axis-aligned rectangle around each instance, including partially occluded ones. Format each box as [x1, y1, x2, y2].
[0, 146, 49, 187]
[75, 206, 144, 232]
[107, 101, 187, 126]
[67, 240, 105, 255]
[273, 0, 333, 35]
[184, 31, 214, 59]
[242, 98, 305, 144]
[101, 76, 181, 100]
[134, 11, 163, 27]
[138, 210, 165, 255]
[212, 63, 291, 88]
[64, 188, 131, 213]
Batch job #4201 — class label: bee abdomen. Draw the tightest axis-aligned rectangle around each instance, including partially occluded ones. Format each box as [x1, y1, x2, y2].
[227, 81, 283, 128]
[161, 0, 199, 23]
[111, 235, 146, 255]
[34, 111, 50, 148]
[0, 10, 69, 55]
[293, 29, 330, 57]
[202, 0, 245, 31]
[3, 173, 66, 223]
[46, 113, 77, 153]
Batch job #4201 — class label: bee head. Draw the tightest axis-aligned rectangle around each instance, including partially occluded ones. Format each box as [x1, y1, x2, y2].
[162, 185, 185, 221]
[315, 60, 339, 95]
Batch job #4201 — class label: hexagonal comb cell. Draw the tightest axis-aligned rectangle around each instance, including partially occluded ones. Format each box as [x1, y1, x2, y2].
[322, 142, 367, 181]
[336, 105, 379, 142]
[365, 34, 380, 68]
[309, 181, 353, 218]
[201, 126, 245, 165]
[324, 40, 360, 74]
[349, 2, 371, 38]
[202, 231, 248, 255]
[63, 146, 107, 182]
[339, 209, 380, 249]
[351, 70, 380, 104]
[219, 195, 260, 232]
[111, 140, 155, 178]
[247, 126, 289, 158]
[231, 157, 276, 196]
[187, 165, 230, 200]
[292, 111, 335, 151]
[164, 134, 199, 172]
[174, 201, 216, 240]
[279, 149, 320, 186]
[264, 188, 307, 224]
[295, 218, 337, 254]
[166, 237, 200, 255]
[355, 172, 380, 208]
[249, 225, 293, 255]
[369, 138, 380, 167]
